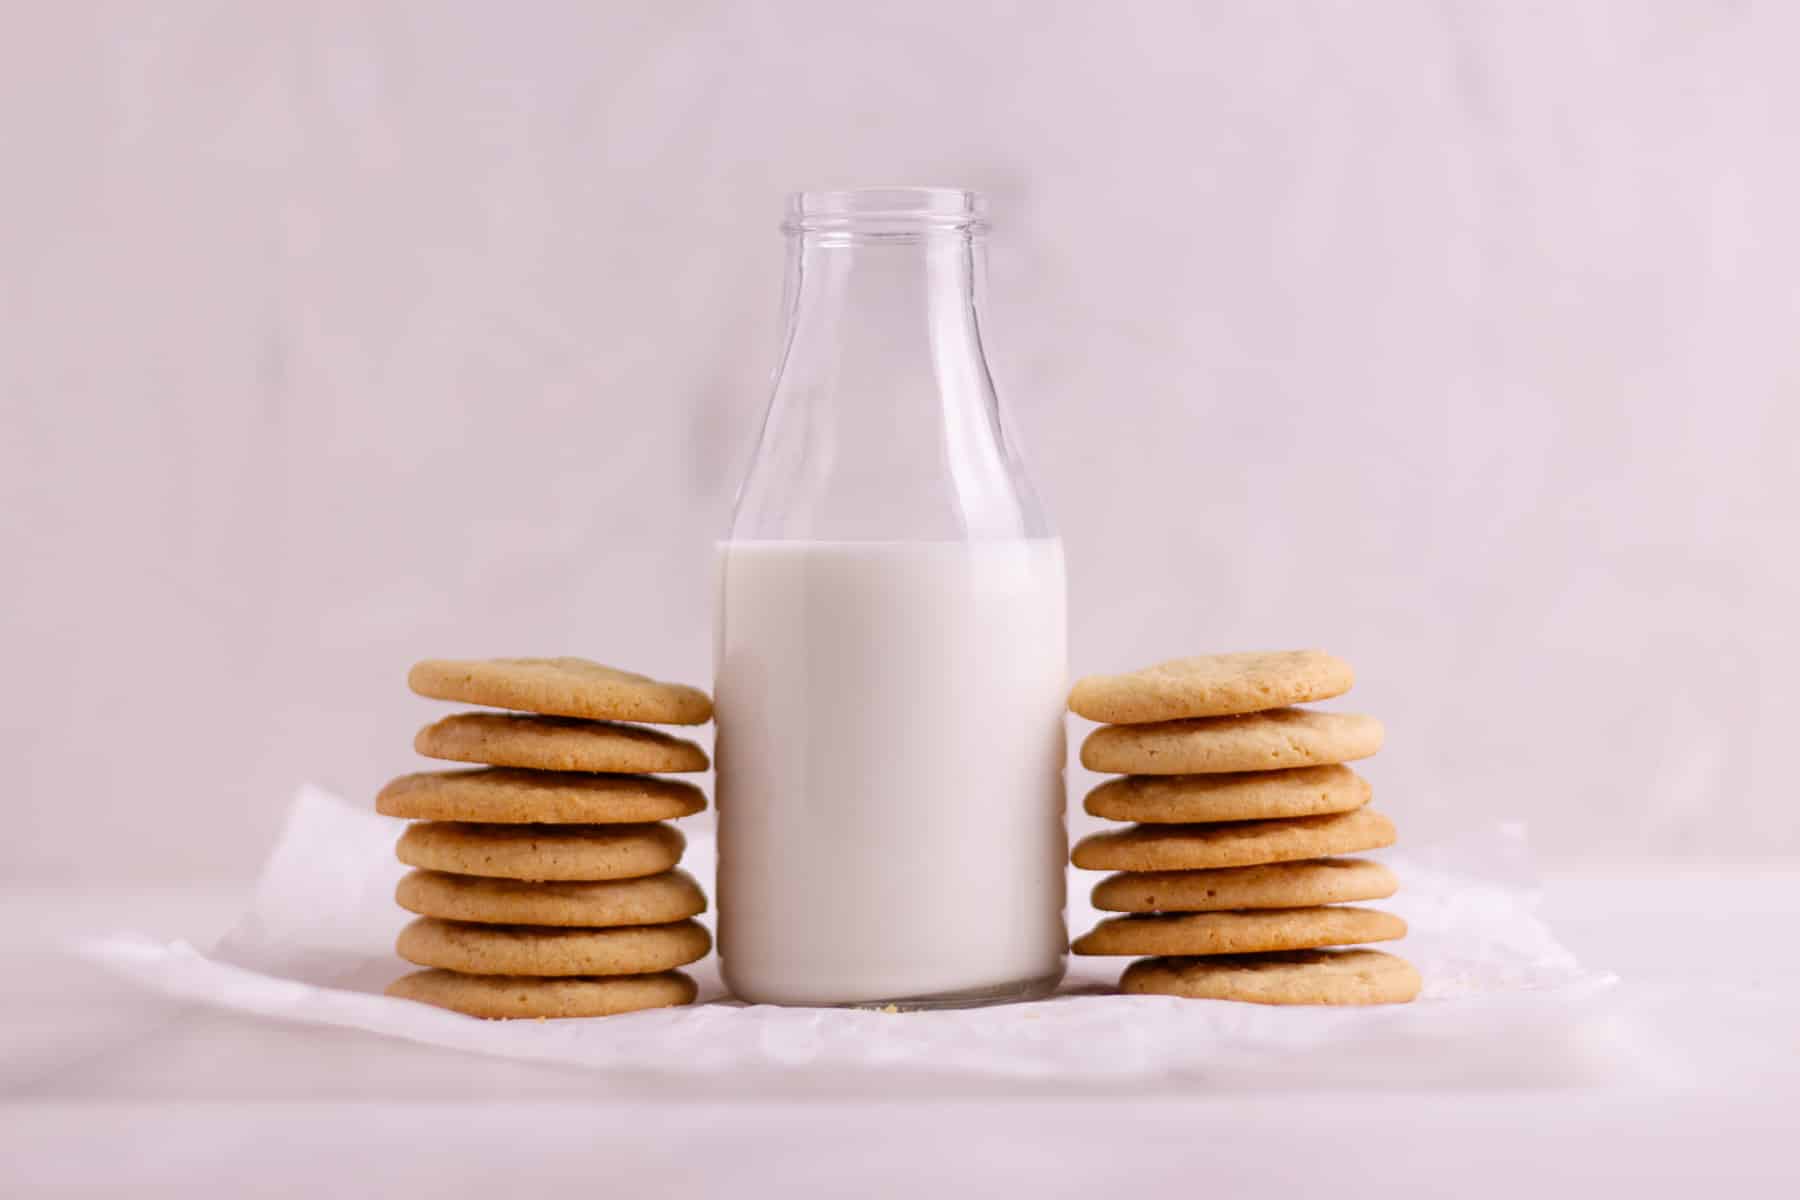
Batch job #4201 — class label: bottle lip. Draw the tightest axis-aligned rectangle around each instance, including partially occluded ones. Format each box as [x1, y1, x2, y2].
[783, 187, 988, 237]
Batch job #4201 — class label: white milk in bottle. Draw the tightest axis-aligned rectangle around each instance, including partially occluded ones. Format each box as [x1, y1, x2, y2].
[715, 539, 1067, 1005]
[715, 188, 1067, 1006]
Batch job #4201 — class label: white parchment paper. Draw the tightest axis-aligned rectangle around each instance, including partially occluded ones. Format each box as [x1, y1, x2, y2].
[78, 786, 1640, 1086]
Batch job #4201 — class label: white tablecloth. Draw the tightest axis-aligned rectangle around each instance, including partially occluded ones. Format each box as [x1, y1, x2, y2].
[4, 857, 1798, 1196]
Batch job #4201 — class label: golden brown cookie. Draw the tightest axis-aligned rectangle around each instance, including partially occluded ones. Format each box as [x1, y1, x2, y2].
[1069, 650, 1354, 723]
[1081, 708, 1383, 775]
[1073, 906, 1404, 957]
[415, 713, 709, 774]
[1071, 809, 1395, 872]
[386, 969, 698, 1018]
[1091, 858, 1397, 913]
[377, 768, 706, 824]
[396, 917, 712, 976]
[408, 657, 713, 725]
[1120, 949, 1421, 1005]
[1083, 765, 1370, 824]
[395, 869, 707, 927]
[395, 821, 685, 881]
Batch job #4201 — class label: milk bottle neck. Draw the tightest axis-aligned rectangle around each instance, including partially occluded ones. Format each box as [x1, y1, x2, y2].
[729, 188, 1051, 543]
[781, 227, 988, 404]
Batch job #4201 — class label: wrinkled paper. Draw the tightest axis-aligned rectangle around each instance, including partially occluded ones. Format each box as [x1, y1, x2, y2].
[78, 786, 1636, 1085]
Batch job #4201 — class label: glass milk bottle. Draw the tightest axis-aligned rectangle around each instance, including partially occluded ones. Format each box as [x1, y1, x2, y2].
[715, 188, 1067, 1007]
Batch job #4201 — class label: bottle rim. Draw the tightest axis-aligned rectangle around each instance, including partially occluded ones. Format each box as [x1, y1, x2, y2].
[783, 187, 988, 236]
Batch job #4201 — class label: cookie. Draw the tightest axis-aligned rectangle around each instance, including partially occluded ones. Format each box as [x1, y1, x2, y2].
[415, 713, 709, 774]
[396, 917, 712, 976]
[1120, 949, 1421, 1005]
[387, 969, 698, 1018]
[1071, 809, 1395, 872]
[396, 868, 707, 927]
[1072, 906, 1405, 956]
[1081, 708, 1383, 774]
[408, 657, 713, 726]
[1069, 650, 1354, 723]
[1091, 858, 1397, 913]
[396, 821, 685, 881]
[377, 768, 706, 824]
[1083, 764, 1370, 824]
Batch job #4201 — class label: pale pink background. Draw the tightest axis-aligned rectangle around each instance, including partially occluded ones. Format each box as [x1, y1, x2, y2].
[4, 2, 1797, 883]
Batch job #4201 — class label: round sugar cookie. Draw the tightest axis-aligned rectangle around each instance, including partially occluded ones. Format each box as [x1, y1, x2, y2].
[408, 657, 713, 725]
[396, 821, 685, 881]
[1073, 906, 1405, 957]
[1069, 650, 1354, 723]
[396, 868, 707, 927]
[396, 917, 712, 976]
[1081, 708, 1383, 775]
[1091, 858, 1397, 913]
[1071, 808, 1395, 872]
[1120, 949, 1421, 1005]
[1084, 765, 1370, 824]
[386, 968, 698, 1018]
[377, 768, 706, 824]
[415, 713, 709, 774]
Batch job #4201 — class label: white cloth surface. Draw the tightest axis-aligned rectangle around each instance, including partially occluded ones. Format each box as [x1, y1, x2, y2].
[76, 786, 1638, 1086]
[12, 861, 1800, 1195]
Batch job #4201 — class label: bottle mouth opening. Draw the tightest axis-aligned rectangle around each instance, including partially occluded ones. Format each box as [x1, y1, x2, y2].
[783, 187, 988, 238]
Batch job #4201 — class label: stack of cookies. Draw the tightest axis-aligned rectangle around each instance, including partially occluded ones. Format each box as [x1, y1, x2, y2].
[377, 657, 715, 1020]
[1068, 651, 1421, 1006]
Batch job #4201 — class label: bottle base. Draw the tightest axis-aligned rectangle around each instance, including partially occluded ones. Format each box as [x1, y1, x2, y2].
[731, 965, 1067, 1012]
